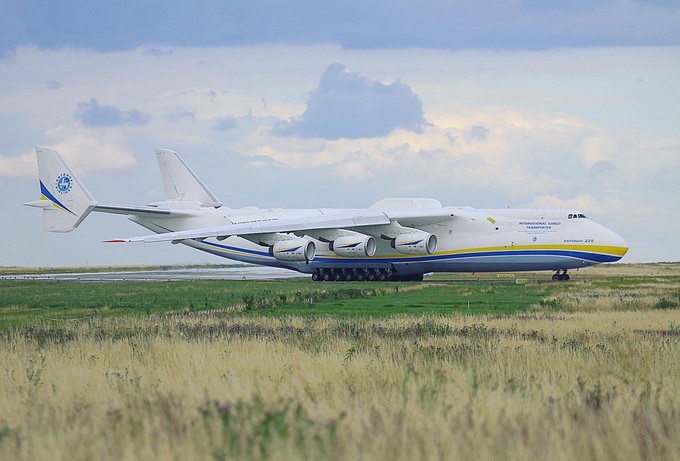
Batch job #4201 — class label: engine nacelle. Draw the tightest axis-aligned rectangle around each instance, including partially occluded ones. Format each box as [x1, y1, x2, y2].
[270, 239, 316, 262]
[331, 235, 376, 258]
[393, 232, 437, 255]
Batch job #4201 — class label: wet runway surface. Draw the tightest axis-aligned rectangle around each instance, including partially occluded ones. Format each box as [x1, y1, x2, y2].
[0, 266, 304, 282]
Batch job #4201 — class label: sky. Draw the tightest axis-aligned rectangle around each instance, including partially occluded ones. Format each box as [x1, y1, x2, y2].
[1, 0, 679, 267]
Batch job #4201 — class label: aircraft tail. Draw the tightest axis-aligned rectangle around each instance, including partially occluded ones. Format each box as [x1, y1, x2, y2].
[155, 149, 222, 207]
[24, 147, 97, 232]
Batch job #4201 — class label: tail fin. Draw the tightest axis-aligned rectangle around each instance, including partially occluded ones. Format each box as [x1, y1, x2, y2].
[24, 146, 97, 232]
[155, 149, 222, 207]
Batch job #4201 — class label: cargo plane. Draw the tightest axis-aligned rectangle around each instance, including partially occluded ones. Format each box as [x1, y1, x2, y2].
[25, 147, 628, 281]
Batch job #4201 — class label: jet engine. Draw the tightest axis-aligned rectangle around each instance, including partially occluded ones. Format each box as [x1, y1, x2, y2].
[330, 235, 376, 258]
[270, 239, 316, 262]
[393, 232, 437, 255]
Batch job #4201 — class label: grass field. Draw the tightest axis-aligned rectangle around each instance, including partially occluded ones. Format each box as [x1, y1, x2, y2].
[0, 263, 679, 460]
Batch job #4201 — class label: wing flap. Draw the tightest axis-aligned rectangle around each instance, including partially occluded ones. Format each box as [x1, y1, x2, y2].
[383, 207, 455, 226]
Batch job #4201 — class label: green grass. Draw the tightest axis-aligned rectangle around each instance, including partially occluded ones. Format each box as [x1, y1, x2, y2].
[245, 282, 550, 317]
[2, 263, 678, 330]
[0, 279, 549, 329]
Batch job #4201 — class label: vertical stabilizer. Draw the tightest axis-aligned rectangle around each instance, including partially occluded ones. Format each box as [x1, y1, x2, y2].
[156, 149, 222, 207]
[24, 147, 97, 232]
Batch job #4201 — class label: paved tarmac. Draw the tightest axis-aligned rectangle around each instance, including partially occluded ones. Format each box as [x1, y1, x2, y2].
[0, 266, 304, 282]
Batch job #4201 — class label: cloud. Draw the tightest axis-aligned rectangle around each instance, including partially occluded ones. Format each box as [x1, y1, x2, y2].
[274, 64, 425, 139]
[238, 101, 680, 222]
[166, 109, 196, 123]
[524, 193, 601, 212]
[466, 125, 489, 143]
[0, 150, 36, 178]
[241, 108, 600, 196]
[213, 116, 238, 132]
[0, 128, 137, 179]
[44, 126, 138, 174]
[589, 159, 616, 176]
[74, 98, 150, 127]
[2, 1, 679, 56]
[144, 47, 173, 57]
[46, 79, 62, 90]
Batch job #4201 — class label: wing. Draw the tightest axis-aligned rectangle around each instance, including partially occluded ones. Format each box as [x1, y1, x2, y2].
[111, 209, 393, 243]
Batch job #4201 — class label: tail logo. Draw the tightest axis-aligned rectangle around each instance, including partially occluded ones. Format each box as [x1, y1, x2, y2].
[56, 174, 73, 194]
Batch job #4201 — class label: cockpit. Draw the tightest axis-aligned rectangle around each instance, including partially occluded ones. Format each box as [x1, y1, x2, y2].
[568, 213, 587, 219]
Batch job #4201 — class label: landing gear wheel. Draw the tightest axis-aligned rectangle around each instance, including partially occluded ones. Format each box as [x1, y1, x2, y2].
[344, 271, 356, 282]
[389, 273, 424, 282]
[333, 270, 343, 282]
[311, 272, 321, 282]
[552, 270, 570, 282]
[367, 269, 377, 282]
[322, 271, 332, 282]
[355, 271, 366, 282]
[378, 269, 388, 282]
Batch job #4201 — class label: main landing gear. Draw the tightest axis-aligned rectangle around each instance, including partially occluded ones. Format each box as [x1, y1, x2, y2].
[311, 268, 424, 282]
[552, 269, 570, 282]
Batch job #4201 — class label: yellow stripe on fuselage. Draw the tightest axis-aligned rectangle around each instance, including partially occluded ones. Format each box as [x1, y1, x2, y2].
[443, 243, 630, 257]
[320, 243, 628, 260]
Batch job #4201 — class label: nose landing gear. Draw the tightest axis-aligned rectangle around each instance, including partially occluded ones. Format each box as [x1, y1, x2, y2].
[552, 269, 570, 282]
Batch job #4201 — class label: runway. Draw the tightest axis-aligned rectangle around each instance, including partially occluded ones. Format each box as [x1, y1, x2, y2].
[0, 265, 304, 282]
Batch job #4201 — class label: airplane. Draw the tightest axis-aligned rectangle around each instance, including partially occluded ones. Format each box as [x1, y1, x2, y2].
[25, 146, 629, 282]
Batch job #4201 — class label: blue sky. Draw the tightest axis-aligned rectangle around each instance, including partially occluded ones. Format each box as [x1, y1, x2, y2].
[1, 1, 679, 266]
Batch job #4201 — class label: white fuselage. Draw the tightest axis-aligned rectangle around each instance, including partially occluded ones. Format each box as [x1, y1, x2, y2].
[130, 205, 628, 276]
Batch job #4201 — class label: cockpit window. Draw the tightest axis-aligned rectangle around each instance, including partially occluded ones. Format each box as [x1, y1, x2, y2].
[568, 213, 588, 219]
[578, 214, 587, 218]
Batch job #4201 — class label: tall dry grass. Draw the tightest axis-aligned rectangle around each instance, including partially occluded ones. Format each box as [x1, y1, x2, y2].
[1, 310, 679, 461]
[534, 280, 679, 312]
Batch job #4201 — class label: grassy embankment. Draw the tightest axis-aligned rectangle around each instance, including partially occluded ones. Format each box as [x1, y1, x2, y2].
[0, 263, 678, 460]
